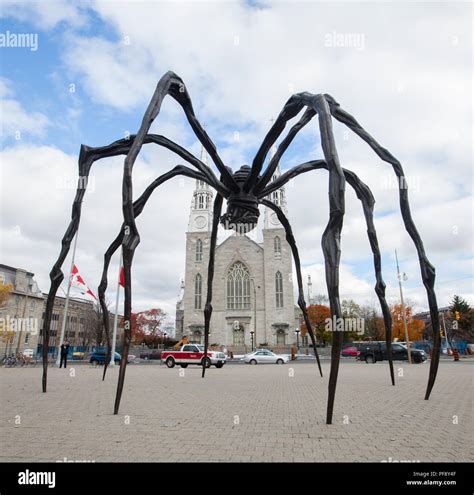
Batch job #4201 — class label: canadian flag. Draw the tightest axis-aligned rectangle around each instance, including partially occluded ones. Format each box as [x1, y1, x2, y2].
[70, 264, 97, 300]
[119, 266, 125, 288]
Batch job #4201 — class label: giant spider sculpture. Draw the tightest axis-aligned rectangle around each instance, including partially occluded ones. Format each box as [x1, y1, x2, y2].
[42, 71, 441, 425]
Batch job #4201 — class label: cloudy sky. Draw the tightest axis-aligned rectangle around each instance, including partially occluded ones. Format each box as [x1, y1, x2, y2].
[1, 0, 472, 324]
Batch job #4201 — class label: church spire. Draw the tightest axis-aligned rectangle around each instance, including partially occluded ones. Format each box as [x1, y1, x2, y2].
[188, 143, 214, 232]
[264, 120, 287, 229]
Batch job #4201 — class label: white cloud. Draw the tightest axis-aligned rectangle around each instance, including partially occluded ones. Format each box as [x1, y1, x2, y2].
[0, 78, 50, 139]
[1, 1, 472, 316]
[1, 0, 86, 29]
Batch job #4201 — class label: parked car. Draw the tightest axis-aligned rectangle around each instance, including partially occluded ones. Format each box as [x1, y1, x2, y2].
[242, 350, 290, 365]
[161, 344, 226, 368]
[90, 350, 121, 365]
[22, 348, 34, 358]
[356, 342, 427, 364]
[139, 350, 162, 360]
[341, 345, 359, 357]
[72, 351, 85, 360]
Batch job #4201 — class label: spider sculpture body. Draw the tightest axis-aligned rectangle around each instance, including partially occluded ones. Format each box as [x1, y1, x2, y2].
[41, 71, 441, 425]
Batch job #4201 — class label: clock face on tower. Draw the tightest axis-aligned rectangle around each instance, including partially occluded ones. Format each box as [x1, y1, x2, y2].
[270, 212, 280, 226]
[195, 215, 207, 229]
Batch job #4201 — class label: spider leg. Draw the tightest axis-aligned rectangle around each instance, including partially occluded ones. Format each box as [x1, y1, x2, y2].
[260, 199, 323, 377]
[261, 162, 395, 386]
[254, 108, 316, 195]
[245, 93, 313, 192]
[99, 232, 122, 382]
[202, 193, 224, 378]
[325, 94, 440, 400]
[116, 71, 241, 413]
[42, 140, 146, 392]
[313, 95, 346, 425]
[342, 170, 395, 386]
[42, 132, 221, 393]
[128, 71, 237, 191]
[100, 165, 210, 381]
[257, 92, 346, 425]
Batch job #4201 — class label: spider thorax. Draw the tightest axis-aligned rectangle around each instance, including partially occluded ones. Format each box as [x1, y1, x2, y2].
[220, 165, 259, 234]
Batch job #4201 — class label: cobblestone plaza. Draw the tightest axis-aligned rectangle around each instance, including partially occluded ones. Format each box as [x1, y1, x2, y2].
[1, 360, 472, 463]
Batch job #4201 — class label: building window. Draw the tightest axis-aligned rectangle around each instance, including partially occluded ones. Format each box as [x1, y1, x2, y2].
[276, 329, 286, 345]
[196, 239, 203, 262]
[233, 326, 245, 345]
[194, 274, 202, 310]
[272, 190, 281, 206]
[226, 262, 250, 310]
[275, 271, 284, 308]
[198, 194, 204, 209]
[193, 330, 202, 344]
[274, 236, 281, 257]
[24, 333, 29, 344]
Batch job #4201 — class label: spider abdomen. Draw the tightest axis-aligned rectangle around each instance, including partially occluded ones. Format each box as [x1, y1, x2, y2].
[220, 165, 259, 233]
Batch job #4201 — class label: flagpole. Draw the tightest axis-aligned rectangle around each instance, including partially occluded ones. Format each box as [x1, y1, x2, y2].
[395, 249, 412, 364]
[56, 230, 79, 366]
[110, 250, 122, 367]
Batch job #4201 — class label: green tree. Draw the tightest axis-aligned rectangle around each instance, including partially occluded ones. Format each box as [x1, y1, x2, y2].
[341, 299, 364, 341]
[449, 295, 473, 341]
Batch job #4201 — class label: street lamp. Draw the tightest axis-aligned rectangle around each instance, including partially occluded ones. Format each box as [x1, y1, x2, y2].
[295, 329, 300, 354]
[250, 278, 258, 346]
[250, 330, 255, 351]
[395, 249, 412, 364]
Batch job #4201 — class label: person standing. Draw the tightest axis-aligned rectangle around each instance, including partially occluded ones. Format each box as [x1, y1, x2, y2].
[59, 340, 70, 368]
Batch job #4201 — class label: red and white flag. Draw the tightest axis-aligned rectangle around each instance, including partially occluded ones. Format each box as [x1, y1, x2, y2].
[70, 264, 97, 300]
[119, 266, 125, 288]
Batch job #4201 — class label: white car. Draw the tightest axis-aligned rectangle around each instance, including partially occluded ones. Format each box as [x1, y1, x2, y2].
[22, 348, 34, 358]
[242, 350, 290, 365]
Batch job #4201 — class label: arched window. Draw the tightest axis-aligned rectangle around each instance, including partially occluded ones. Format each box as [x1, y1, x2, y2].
[274, 236, 281, 256]
[196, 239, 203, 262]
[193, 330, 202, 344]
[194, 273, 202, 310]
[275, 271, 283, 308]
[272, 190, 280, 205]
[226, 262, 250, 310]
[198, 194, 204, 209]
[233, 325, 245, 345]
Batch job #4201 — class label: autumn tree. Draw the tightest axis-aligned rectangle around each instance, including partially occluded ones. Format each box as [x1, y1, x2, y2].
[0, 281, 14, 356]
[390, 303, 425, 341]
[301, 304, 331, 345]
[132, 308, 168, 348]
[0, 281, 13, 308]
[359, 305, 385, 341]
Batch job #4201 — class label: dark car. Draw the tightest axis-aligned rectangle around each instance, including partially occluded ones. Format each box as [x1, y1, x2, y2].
[90, 350, 121, 365]
[356, 342, 427, 364]
[139, 350, 162, 360]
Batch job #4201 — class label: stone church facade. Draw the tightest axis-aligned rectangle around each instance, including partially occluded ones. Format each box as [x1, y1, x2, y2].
[175, 152, 298, 350]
